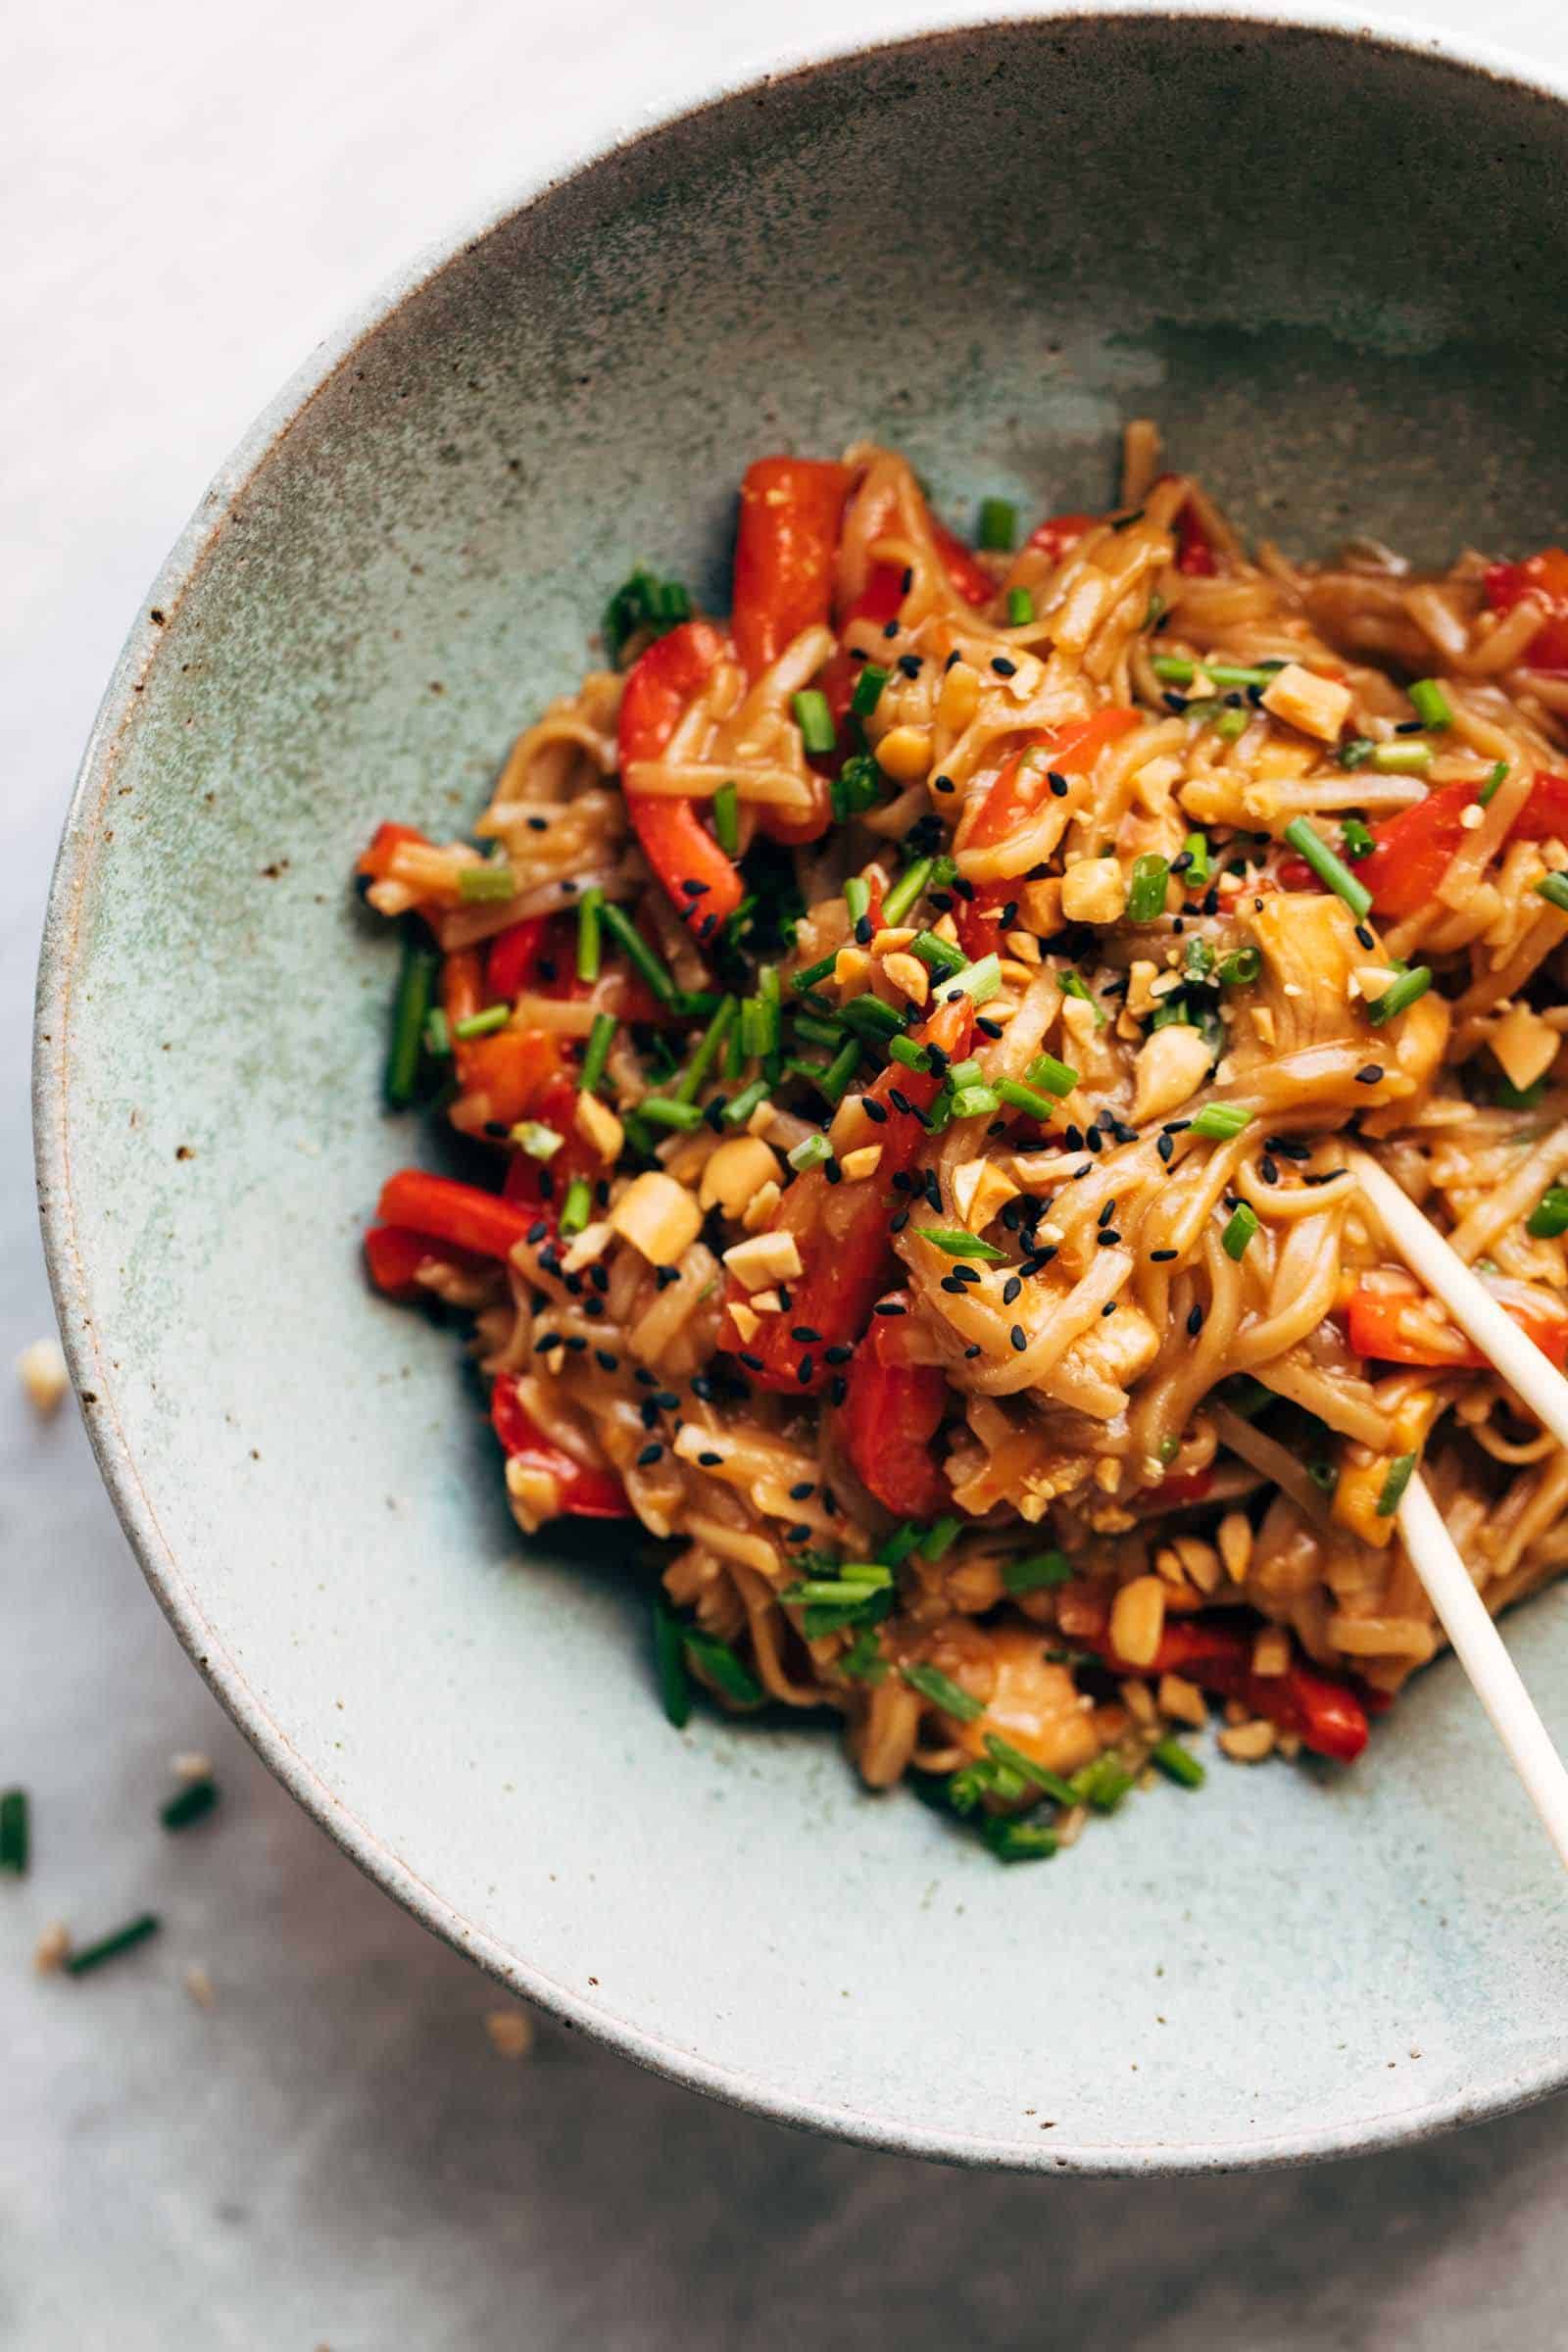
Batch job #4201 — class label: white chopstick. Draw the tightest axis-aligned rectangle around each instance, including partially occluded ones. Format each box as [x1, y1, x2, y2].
[1346, 1147, 1568, 1451]
[1346, 1145, 1568, 1865]
[1396, 1475, 1568, 1868]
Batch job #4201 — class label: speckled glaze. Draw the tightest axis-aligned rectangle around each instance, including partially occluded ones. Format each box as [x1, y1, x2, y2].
[34, 7, 1568, 2173]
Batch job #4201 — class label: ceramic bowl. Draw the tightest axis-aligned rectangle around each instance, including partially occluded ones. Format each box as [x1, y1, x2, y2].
[36, 7, 1568, 2172]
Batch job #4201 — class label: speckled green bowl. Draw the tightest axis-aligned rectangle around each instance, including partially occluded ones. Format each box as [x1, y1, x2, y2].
[35, 7, 1568, 2172]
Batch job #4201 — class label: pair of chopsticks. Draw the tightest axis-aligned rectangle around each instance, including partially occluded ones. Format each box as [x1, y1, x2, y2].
[1347, 1149, 1568, 1868]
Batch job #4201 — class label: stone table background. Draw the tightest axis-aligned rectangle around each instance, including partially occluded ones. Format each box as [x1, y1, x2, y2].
[5, 1, 1567, 2341]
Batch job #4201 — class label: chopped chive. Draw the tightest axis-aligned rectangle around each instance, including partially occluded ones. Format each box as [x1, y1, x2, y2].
[457, 860, 516, 904]
[654, 1598, 692, 1728]
[983, 1735, 1079, 1806]
[882, 858, 934, 927]
[64, 1914, 161, 1977]
[839, 1628, 889, 1682]
[422, 1007, 451, 1058]
[793, 1011, 846, 1051]
[952, 1083, 1001, 1119]
[1365, 966, 1433, 1026]
[637, 1096, 706, 1132]
[600, 903, 677, 1004]
[791, 953, 840, 995]
[979, 1815, 1058, 1861]
[851, 663, 890, 720]
[722, 1077, 770, 1127]
[1369, 740, 1432, 776]
[901, 1662, 984, 1722]
[1071, 1754, 1135, 1812]
[910, 928, 966, 977]
[1339, 736, 1376, 770]
[683, 1629, 763, 1706]
[977, 497, 1016, 553]
[1527, 1185, 1568, 1240]
[1213, 707, 1249, 742]
[1006, 586, 1035, 626]
[453, 1004, 510, 1041]
[1190, 1103, 1251, 1141]
[1059, 971, 1105, 1027]
[0, 1789, 27, 1873]
[1217, 947, 1261, 986]
[1535, 873, 1568, 913]
[512, 1120, 563, 1161]
[1127, 855, 1170, 923]
[1003, 1549, 1071, 1593]
[603, 568, 692, 662]
[675, 995, 739, 1102]
[792, 689, 837, 757]
[1221, 1201, 1259, 1259]
[712, 781, 740, 857]
[832, 753, 884, 822]
[818, 1037, 864, 1104]
[844, 876, 871, 928]
[996, 1077, 1059, 1121]
[943, 952, 1001, 1006]
[161, 1777, 219, 1832]
[888, 1034, 933, 1073]
[1408, 678, 1452, 730]
[788, 1133, 833, 1173]
[384, 932, 439, 1108]
[1340, 818, 1376, 863]
[947, 1057, 983, 1089]
[1184, 936, 1216, 980]
[878, 1521, 922, 1567]
[1026, 1053, 1079, 1098]
[578, 1011, 617, 1094]
[1376, 1451, 1417, 1516]
[914, 1227, 1008, 1261]
[1282, 816, 1372, 920]
[920, 1514, 964, 1560]
[1152, 656, 1196, 685]
[841, 995, 903, 1043]
[1183, 830, 1210, 886]
[1153, 657, 1278, 690]
[559, 1177, 592, 1237]
[576, 886, 604, 981]
[1151, 1737, 1206, 1789]
[1478, 760, 1509, 808]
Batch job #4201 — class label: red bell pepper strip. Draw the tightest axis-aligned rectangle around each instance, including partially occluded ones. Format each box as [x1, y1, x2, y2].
[1087, 1613, 1371, 1762]
[719, 999, 971, 1392]
[357, 820, 431, 882]
[1347, 1284, 1568, 1373]
[1175, 505, 1217, 576]
[376, 1169, 538, 1262]
[955, 708, 1141, 957]
[1484, 548, 1568, 674]
[1356, 770, 1568, 919]
[490, 1373, 631, 1519]
[364, 1226, 447, 1299]
[1027, 513, 1096, 565]
[617, 619, 743, 934]
[840, 512, 995, 634]
[1152, 1468, 1214, 1506]
[731, 457, 852, 680]
[838, 1292, 950, 1516]
[485, 917, 549, 1002]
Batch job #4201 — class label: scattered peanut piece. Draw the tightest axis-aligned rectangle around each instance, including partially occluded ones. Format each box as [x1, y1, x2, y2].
[18, 1339, 69, 1417]
[1259, 662, 1352, 744]
[484, 2008, 536, 2060]
[35, 1922, 72, 1975]
[610, 1172, 702, 1265]
[722, 1230, 804, 1292]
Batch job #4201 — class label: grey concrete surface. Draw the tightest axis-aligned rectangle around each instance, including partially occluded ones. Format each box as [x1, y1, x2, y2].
[5, 3, 1568, 2343]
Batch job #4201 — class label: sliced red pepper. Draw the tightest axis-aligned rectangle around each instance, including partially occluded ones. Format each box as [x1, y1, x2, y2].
[376, 1169, 537, 1262]
[840, 512, 995, 634]
[362, 1224, 474, 1301]
[1152, 1468, 1214, 1505]
[491, 1373, 630, 1519]
[1089, 1613, 1370, 1762]
[838, 1291, 950, 1516]
[731, 457, 852, 681]
[1358, 769, 1568, 919]
[719, 999, 971, 1392]
[1026, 512, 1096, 565]
[485, 917, 550, 1002]
[1175, 506, 1217, 577]
[357, 820, 431, 882]
[1347, 1284, 1568, 1373]
[617, 618, 743, 935]
[456, 1027, 565, 1129]
[1484, 548, 1568, 674]
[955, 708, 1141, 957]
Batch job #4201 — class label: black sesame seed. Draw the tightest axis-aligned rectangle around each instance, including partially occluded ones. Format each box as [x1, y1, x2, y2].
[1048, 772, 1070, 799]
[1259, 1156, 1279, 1186]
[698, 1450, 723, 1467]
[882, 619, 900, 640]
[992, 657, 1017, 677]
[1355, 1064, 1384, 1085]
[862, 1098, 889, 1125]
[738, 1351, 764, 1372]
[964, 1343, 982, 1358]
[789, 1480, 815, 1500]
[874, 1300, 907, 1316]
[636, 1443, 663, 1467]
[526, 1219, 548, 1245]
[1187, 1304, 1204, 1337]
[823, 1343, 854, 1365]
[975, 1016, 1004, 1039]
[828, 1376, 848, 1405]
[823, 1159, 843, 1185]
[791, 1325, 821, 1344]
[1149, 1248, 1178, 1262]
[898, 654, 922, 679]
[1098, 1199, 1116, 1227]
[1157, 1134, 1174, 1164]
[934, 774, 956, 795]
[1010, 1324, 1028, 1351]
[594, 1348, 618, 1372]
[1097, 1230, 1121, 1247]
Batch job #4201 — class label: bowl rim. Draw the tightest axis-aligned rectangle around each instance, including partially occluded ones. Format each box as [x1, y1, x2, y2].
[33, 2, 1568, 2177]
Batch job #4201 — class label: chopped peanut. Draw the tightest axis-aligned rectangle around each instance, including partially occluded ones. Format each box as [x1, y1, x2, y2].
[1018, 878, 1062, 933]
[17, 1338, 69, 1417]
[484, 2009, 536, 2060]
[574, 1090, 624, 1163]
[1492, 1000, 1560, 1092]
[727, 1298, 760, 1345]
[722, 1230, 805, 1291]
[699, 1136, 783, 1219]
[741, 1180, 782, 1233]
[834, 947, 871, 992]
[1251, 1626, 1291, 1678]
[882, 952, 929, 1006]
[1218, 1719, 1277, 1763]
[938, 661, 982, 731]
[870, 925, 917, 955]
[609, 1171, 702, 1264]
[1004, 929, 1042, 965]
[1259, 662, 1352, 744]
[1059, 857, 1126, 924]
[952, 1157, 1019, 1234]
[1217, 1510, 1253, 1582]
[1157, 1672, 1207, 1729]
[1132, 1023, 1213, 1122]
[840, 1145, 884, 1182]
[874, 724, 933, 781]
[1109, 1574, 1166, 1668]
[561, 1220, 612, 1273]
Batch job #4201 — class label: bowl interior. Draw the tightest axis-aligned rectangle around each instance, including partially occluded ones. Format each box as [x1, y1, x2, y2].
[41, 13, 1568, 2171]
